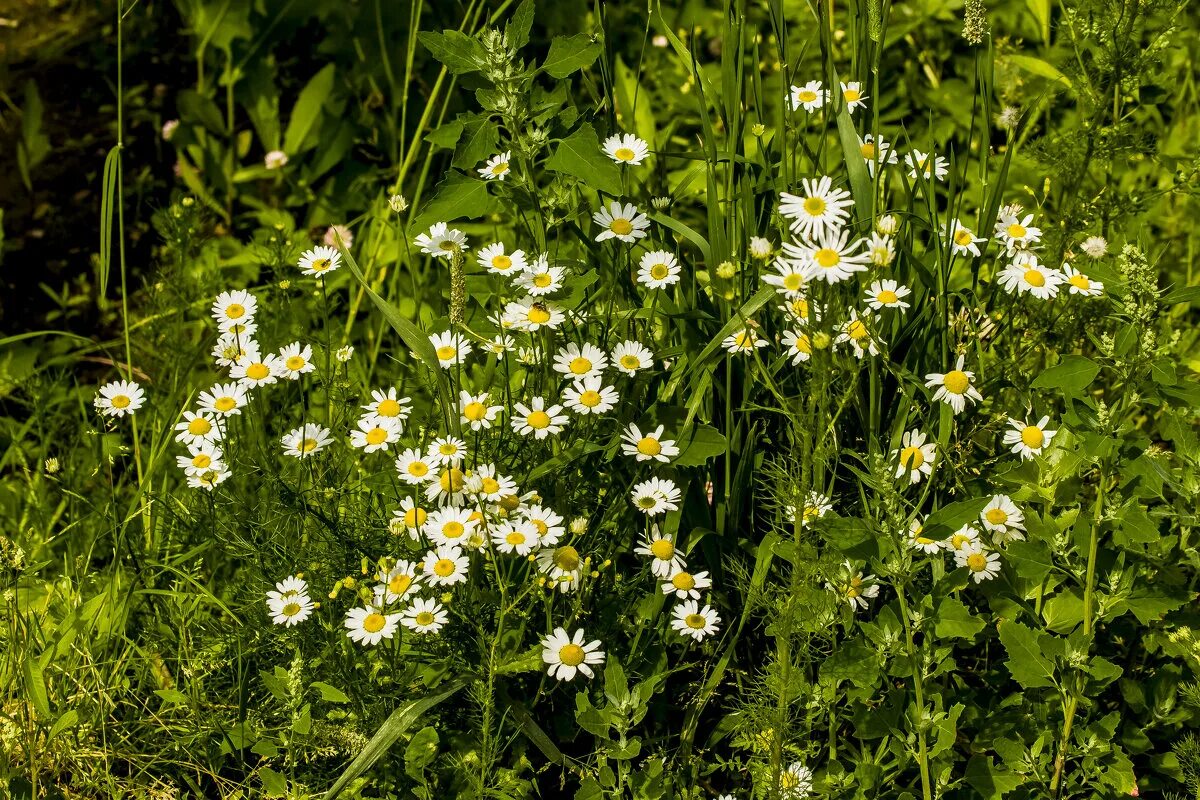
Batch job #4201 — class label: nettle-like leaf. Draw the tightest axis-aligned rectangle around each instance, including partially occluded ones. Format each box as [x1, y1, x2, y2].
[418, 30, 483, 75]
[541, 34, 602, 78]
[545, 124, 622, 196]
[1031, 354, 1101, 396]
[997, 620, 1057, 689]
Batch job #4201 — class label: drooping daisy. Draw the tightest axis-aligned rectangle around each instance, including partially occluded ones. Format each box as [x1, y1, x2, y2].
[825, 561, 880, 610]
[376, 560, 422, 603]
[904, 149, 949, 182]
[477, 151, 511, 180]
[414, 222, 468, 258]
[187, 466, 231, 491]
[997, 254, 1065, 300]
[893, 429, 936, 484]
[361, 388, 412, 426]
[198, 382, 248, 417]
[344, 605, 401, 646]
[395, 448, 435, 485]
[277, 342, 316, 379]
[477, 242, 527, 276]
[864, 279, 912, 312]
[866, 232, 896, 267]
[762, 258, 808, 297]
[424, 465, 469, 506]
[174, 410, 222, 446]
[421, 544, 470, 586]
[230, 352, 282, 388]
[268, 592, 314, 627]
[522, 505, 565, 546]
[593, 201, 650, 244]
[907, 519, 941, 554]
[945, 524, 980, 552]
[511, 397, 569, 439]
[634, 527, 685, 578]
[944, 219, 987, 257]
[602, 133, 650, 165]
[1063, 263, 1104, 297]
[467, 464, 518, 503]
[839, 81, 868, 113]
[1002, 415, 1057, 460]
[836, 310, 882, 359]
[429, 331, 472, 368]
[924, 355, 983, 414]
[671, 600, 721, 641]
[492, 519, 539, 555]
[630, 477, 682, 516]
[980, 495, 1026, 543]
[994, 212, 1042, 254]
[176, 442, 224, 477]
[515, 256, 566, 297]
[621, 424, 680, 463]
[211, 290, 258, 329]
[424, 506, 477, 547]
[661, 568, 712, 600]
[782, 329, 814, 365]
[783, 228, 871, 284]
[349, 415, 402, 453]
[778, 177, 853, 239]
[553, 343, 608, 380]
[723, 326, 769, 355]
[789, 80, 826, 111]
[457, 391, 502, 431]
[94, 380, 145, 418]
[212, 333, 258, 368]
[537, 545, 583, 592]
[637, 250, 681, 289]
[749, 236, 774, 260]
[298, 245, 342, 277]
[955, 545, 1002, 583]
[393, 498, 427, 538]
[279, 424, 333, 459]
[503, 298, 566, 332]
[484, 333, 515, 358]
[876, 214, 900, 236]
[612, 340, 654, 375]
[541, 627, 605, 681]
[858, 133, 898, 176]
[401, 597, 449, 634]
[780, 296, 814, 326]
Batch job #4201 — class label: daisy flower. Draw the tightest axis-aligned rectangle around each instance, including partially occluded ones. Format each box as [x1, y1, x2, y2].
[503, 298, 566, 331]
[229, 353, 282, 388]
[858, 133, 897, 176]
[789, 80, 826, 111]
[267, 593, 314, 627]
[537, 545, 583, 592]
[323, 225, 353, 248]
[780, 296, 814, 326]
[672, 600, 721, 641]
[723, 326, 769, 355]
[836, 310, 881, 359]
[425, 506, 477, 547]
[634, 527, 685, 578]
[401, 598, 448, 634]
[778, 177, 853, 239]
[904, 149, 949, 182]
[839, 81, 868, 112]
[176, 442, 224, 477]
[459, 391, 503, 431]
[553, 343, 608, 380]
[955, 545, 1002, 583]
[198, 382, 248, 417]
[415, 222, 467, 258]
[515, 256, 566, 296]
[187, 467, 231, 491]
[908, 519, 941, 554]
[211, 290, 257, 329]
[361, 388, 412, 425]
[876, 214, 900, 236]
[994, 212, 1042, 254]
[541, 627, 605, 681]
[944, 219, 987, 257]
[278, 424, 332, 459]
[174, 410, 222, 446]
[424, 466, 469, 506]
[1003, 415, 1057, 460]
[492, 519, 539, 555]
[511, 397, 569, 439]
[945, 524, 981, 552]
[866, 232, 896, 267]
[997, 254, 1065, 299]
[427, 436, 467, 467]
[267, 575, 308, 602]
[893, 429, 936, 484]
[1063, 263, 1104, 297]
[562, 376, 619, 416]
[344, 606, 401, 646]
[782, 329, 814, 364]
[611, 340, 654, 375]
[94, 380, 145, 418]
[477, 151, 511, 180]
[477, 242, 527, 276]
[349, 416, 403, 453]
[864, 279, 912, 312]
[422, 544, 470, 586]
[602, 133, 650, 165]
[661, 568, 711, 600]
[277, 342, 316, 379]
[781, 762, 814, 797]
[593, 201, 650, 244]
[783, 228, 871, 285]
[392, 498, 427, 538]
[374, 560, 422, 604]
[522, 505, 565, 546]
[794, 491, 833, 527]
[981, 495, 1026, 543]
[298, 245, 342, 277]
[630, 477, 681, 516]
[749, 236, 774, 260]
[484, 333, 515, 358]
[621, 424, 679, 463]
[212, 333, 258, 368]
[395, 448, 435, 485]
[637, 250, 681, 289]
[762, 258, 808, 297]
[825, 562, 880, 610]
[467, 464, 517, 503]
[924, 355, 983, 414]
[430, 331, 472, 368]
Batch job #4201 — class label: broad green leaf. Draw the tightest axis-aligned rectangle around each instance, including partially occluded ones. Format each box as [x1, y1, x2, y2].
[283, 64, 336, 154]
[404, 725, 439, 775]
[309, 681, 350, 703]
[545, 124, 622, 196]
[1005, 539, 1055, 583]
[426, 118, 464, 149]
[1006, 54, 1071, 88]
[417, 30, 482, 75]
[830, 66, 872, 217]
[934, 597, 985, 640]
[1030, 355, 1100, 396]
[451, 113, 501, 170]
[409, 173, 497, 233]
[23, 656, 50, 719]
[506, 0, 535, 49]
[819, 639, 881, 689]
[997, 620, 1056, 689]
[542, 34, 602, 78]
[673, 424, 727, 467]
[48, 709, 79, 741]
[923, 497, 990, 538]
[964, 756, 1023, 799]
[177, 89, 225, 134]
[260, 766, 288, 797]
[154, 688, 190, 705]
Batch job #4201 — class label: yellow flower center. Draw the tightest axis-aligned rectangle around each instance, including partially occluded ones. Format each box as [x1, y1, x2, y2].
[506, 531, 527, 546]
[798, 90, 817, 102]
[245, 363, 270, 380]
[861, 142, 876, 159]
[554, 546, 580, 572]
[442, 521, 465, 540]
[214, 396, 237, 412]
[531, 519, 548, 535]
[225, 303, 245, 319]
[533, 273, 553, 288]
[499, 494, 520, 511]
[407, 460, 429, 478]
[951, 533, 973, 549]
[614, 147, 636, 161]
[286, 355, 306, 371]
[362, 612, 387, 633]
[433, 559, 456, 577]
[491, 161, 509, 175]
[365, 428, 388, 445]
[527, 411, 551, 429]
[527, 306, 551, 324]
[405, 507, 427, 527]
[481, 477, 500, 494]
[900, 446, 925, 469]
[282, 602, 301, 616]
[847, 320, 868, 340]
[954, 229, 975, 247]
[415, 611, 435, 625]
[783, 273, 803, 291]
[942, 370, 970, 395]
[734, 331, 754, 349]
[671, 572, 696, 591]
[967, 553, 988, 571]
[389, 574, 413, 595]
[610, 218, 634, 236]
[620, 355, 641, 370]
[791, 298, 810, 318]
[191, 454, 211, 469]
[803, 196, 826, 216]
[377, 398, 402, 417]
[492, 254, 513, 271]
[1021, 426, 1045, 448]
[439, 468, 465, 492]
[650, 539, 675, 560]
[111, 395, 131, 409]
[650, 263, 670, 280]
[878, 290, 899, 305]
[1007, 223, 1027, 239]
[312, 258, 331, 272]
[637, 437, 662, 456]
[986, 508, 1008, 525]
[685, 613, 708, 629]
[579, 390, 602, 407]
[558, 643, 586, 666]
[844, 88, 861, 101]
[1024, 269, 1046, 288]
[1069, 274, 1090, 290]
[436, 345, 456, 361]
[187, 417, 212, 435]
[815, 248, 840, 268]
[569, 357, 592, 374]
[464, 402, 487, 421]
[793, 334, 812, 355]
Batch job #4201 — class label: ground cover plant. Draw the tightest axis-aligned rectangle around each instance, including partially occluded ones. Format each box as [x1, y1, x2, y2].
[3, 0, 1200, 798]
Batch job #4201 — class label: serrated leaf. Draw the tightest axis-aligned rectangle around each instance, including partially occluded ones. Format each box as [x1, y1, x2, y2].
[451, 114, 501, 170]
[997, 620, 1056, 689]
[426, 118, 464, 149]
[417, 30, 481, 75]
[409, 173, 496, 233]
[542, 34, 602, 78]
[1005, 539, 1055, 583]
[934, 597, 985, 640]
[545, 124, 622, 196]
[964, 756, 1023, 798]
[673, 424, 727, 467]
[506, 0, 535, 49]
[260, 766, 288, 797]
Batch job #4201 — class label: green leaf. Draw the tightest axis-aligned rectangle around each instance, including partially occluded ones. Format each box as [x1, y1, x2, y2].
[1005, 54, 1072, 89]
[260, 766, 288, 797]
[923, 497, 990, 539]
[964, 756, 1023, 799]
[934, 597, 985, 640]
[404, 725, 439, 775]
[23, 656, 50, 719]
[177, 89, 225, 134]
[426, 118, 464, 149]
[408, 173, 496, 233]
[542, 34, 602, 78]
[819, 639, 881, 689]
[48, 709, 79, 741]
[283, 64, 336, 154]
[154, 688, 190, 705]
[1031, 355, 1100, 396]
[309, 681, 350, 703]
[673, 424, 727, 467]
[997, 620, 1056, 689]
[506, 0, 535, 49]
[417, 30, 482, 74]
[326, 678, 469, 799]
[830, 66, 871, 216]
[545, 124, 622, 196]
[1005, 539, 1055, 584]
[451, 113, 501, 171]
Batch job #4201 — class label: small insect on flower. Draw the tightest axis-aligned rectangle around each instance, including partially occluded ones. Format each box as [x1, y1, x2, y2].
[477, 151, 511, 180]
[198, 382, 248, 417]
[839, 81, 868, 113]
[94, 380, 145, 418]
[723, 326, 769, 355]
[955, 545, 1002, 583]
[998, 253, 1066, 300]
[429, 331, 472, 368]
[541, 627, 605, 681]
[277, 342, 316, 379]
[298, 245, 342, 277]
[458, 391, 503, 431]
[944, 219, 987, 257]
[553, 342, 608, 380]
[904, 149, 949, 182]
[661, 568, 712, 600]
[477, 242, 528, 276]
[825, 561, 880, 610]
[349, 415, 402, 453]
[784, 228, 871, 285]
[635, 527, 686, 577]
[175, 409, 222, 446]
[779, 177, 853, 239]
[630, 477, 681, 516]
[344, 605, 401, 646]
[671, 600, 721, 641]
[1003, 415, 1058, 460]
[176, 442, 224, 477]
[621, 424, 680, 463]
[415, 222, 468, 258]
[893, 429, 937, 484]
[211, 290, 258, 330]
[1063, 263, 1104, 297]
[924, 355, 983, 414]
[980, 495, 1026, 544]
[858, 133, 897, 176]
[593, 201, 650, 243]
[421, 544, 470, 586]
[492, 519, 539, 555]
[602, 133, 650, 165]
[994, 211, 1042, 254]
[782, 329, 814, 365]
[789, 80, 826, 111]
[637, 250, 681, 289]
[503, 298, 566, 332]
[864, 279, 912, 312]
[612, 340, 654, 375]
[511, 397, 569, 439]
[401, 597, 449, 634]
[281, 424, 334, 459]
